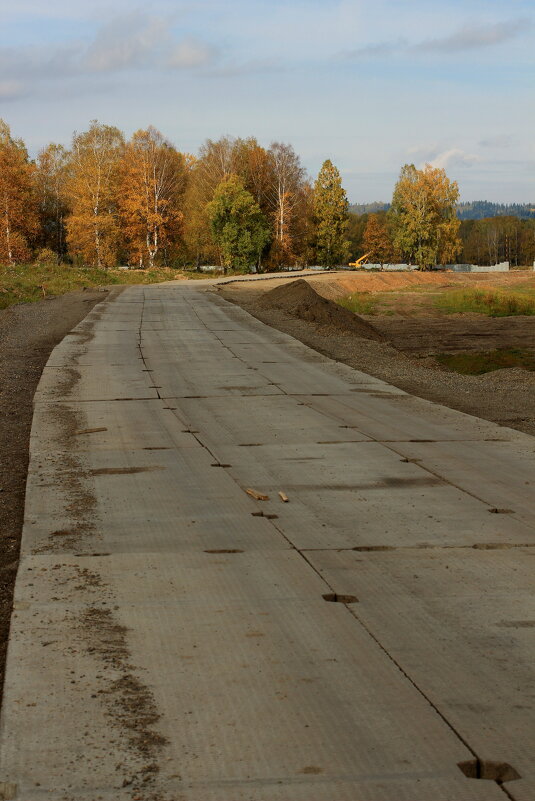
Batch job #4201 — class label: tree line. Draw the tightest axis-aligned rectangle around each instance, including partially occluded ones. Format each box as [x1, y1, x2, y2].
[4, 116, 523, 271]
[0, 119, 351, 272]
[350, 210, 535, 267]
[350, 201, 535, 222]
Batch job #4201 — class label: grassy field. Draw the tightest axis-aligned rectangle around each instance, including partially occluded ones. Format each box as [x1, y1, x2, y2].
[0, 262, 226, 310]
[436, 349, 535, 375]
[337, 284, 535, 318]
[0, 263, 182, 309]
[337, 292, 379, 315]
[434, 288, 535, 316]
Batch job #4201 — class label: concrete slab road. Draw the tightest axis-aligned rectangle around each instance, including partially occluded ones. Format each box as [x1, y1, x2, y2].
[1, 281, 534, 801]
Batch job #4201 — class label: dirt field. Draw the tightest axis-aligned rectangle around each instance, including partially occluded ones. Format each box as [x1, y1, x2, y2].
[219, 271, 535, 437]
[0, 288, 113, 695]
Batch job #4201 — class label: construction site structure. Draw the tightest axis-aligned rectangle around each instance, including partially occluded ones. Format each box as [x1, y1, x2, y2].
[348, 252, 371, 269]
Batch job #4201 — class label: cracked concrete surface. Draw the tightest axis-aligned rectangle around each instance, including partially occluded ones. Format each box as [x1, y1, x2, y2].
[0, 281, 534, 800]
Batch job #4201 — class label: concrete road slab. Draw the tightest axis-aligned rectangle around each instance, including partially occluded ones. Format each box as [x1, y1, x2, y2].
[23, 447, 287, 554]
[152, 365, 284, 398]
[2, 551, 499, 801]
[300, 392, 527, 442]
[143, 342, 233, 364]
[1, 281, 534, 801]
[388, 440, 535, 524]
[30, 399, 198, 453]
[214, 442, 534, 549]
[47, 343, 142, 367]
[78, 329, 141, 346]
[227, 341, 333, 365]
[245, 361, 380, 395]
[174, 395, 371, 446]
[216, 328, 303, 346]
[35, 365, 158, 402]
[307, 547, 535, 793]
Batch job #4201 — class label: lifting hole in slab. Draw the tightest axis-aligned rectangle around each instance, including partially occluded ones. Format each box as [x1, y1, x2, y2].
[204, 549, 244, 554]
[322, 593, 358, 604]
[458, 760, 520, 783]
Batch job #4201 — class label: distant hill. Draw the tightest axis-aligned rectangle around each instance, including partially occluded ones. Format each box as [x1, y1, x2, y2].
[349, 202, 390, 215]
[456, 202, 535, 220]
[349, 200, 535, 220]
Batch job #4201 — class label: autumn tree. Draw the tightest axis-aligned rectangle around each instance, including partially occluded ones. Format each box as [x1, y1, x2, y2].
[206, 175, 271, 272]
[183, 137, 237, 267]
[362, 213, 395, 266]
[65, 121, 124, 269]
[232, 138, 273, 217]
[268, 142, 306, 266]
[312, 159, 350, 267]
[35, 143, 69, 259]
[0, 119, 38, 264]
[390, 163, 461, 269]
[118, 127, 187, 268]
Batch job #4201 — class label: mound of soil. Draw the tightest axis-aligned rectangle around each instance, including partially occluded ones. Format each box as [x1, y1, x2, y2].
[258, 279, 383, 341]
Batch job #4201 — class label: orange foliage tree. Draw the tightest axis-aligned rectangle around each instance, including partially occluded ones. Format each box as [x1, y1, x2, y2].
[118, 127, 187, 268]
[362, 213, 396, 266]
[0, 119, 38, 264]
[65, 121, 124, 269]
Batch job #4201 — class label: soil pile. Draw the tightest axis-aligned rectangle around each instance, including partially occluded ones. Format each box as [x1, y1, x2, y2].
[258, 279, 384, 341]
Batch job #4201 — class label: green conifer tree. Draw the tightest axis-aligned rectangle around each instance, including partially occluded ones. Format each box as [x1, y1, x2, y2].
[312, 160, 350, 267]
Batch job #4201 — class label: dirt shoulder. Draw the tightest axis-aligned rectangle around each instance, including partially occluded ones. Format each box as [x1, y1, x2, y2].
[0, 287, 114, 694]
[218, 277, 535, 438]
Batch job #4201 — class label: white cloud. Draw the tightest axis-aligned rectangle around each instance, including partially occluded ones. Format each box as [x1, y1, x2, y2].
[428, 148, 479, 169]
[168, 39, 217, 69]
[406, 145, 480, 170]
[340, 16, 532, 60]
[407, 143, 440, 161]
[417, 18, 531, 53]
[85, 12, 169, 71]
[341, 39, 406, 60]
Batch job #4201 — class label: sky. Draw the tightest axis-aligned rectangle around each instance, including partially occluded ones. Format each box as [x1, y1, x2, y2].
[0, 0, 533, 203]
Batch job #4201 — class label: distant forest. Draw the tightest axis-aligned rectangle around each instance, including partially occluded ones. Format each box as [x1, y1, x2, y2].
[350, 201, 535, 220]
[349, 211, 535, 266]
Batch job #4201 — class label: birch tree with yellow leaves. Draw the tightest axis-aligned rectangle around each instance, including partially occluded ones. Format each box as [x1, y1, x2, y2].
[65, 121, 124, 269]
[268, 142, 306, 265]
[390, 163, 461, 269]
[118, 127, 187, 268]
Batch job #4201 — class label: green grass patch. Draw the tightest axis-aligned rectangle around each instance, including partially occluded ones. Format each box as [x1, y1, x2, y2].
[0, 262, 190, 310]
[338, 291, 378, 315]
[435, 288, 535, 317]
[436, 349, 535, 375]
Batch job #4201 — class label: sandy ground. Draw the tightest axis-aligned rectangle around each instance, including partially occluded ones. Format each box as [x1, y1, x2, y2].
[218, 273, 535, 438]
[0, 288, 112, 693]
[305, 269, 535, 299]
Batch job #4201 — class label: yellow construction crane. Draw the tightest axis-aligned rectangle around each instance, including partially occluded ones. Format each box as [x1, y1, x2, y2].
[348, 252, 371, 270]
